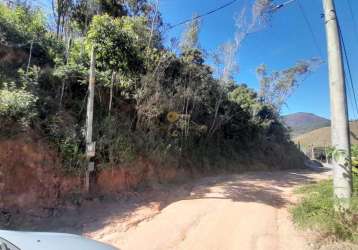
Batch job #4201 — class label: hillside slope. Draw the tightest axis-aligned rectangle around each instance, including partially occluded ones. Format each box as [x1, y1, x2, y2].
[282, 112, 331, 137]
[294, 121, 358, 146]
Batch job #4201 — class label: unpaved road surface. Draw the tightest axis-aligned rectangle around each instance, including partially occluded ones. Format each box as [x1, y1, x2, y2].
[10, 169, 333, 250]
[86, 169, 330, 250]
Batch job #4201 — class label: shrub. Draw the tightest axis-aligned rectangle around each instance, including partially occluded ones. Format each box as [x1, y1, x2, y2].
[292, 177, 358, 242]
[44, 112, 84, 174]
[0, 3, 63, 80]
[95, 116, 138, 167]
[0, 81, 37, 129]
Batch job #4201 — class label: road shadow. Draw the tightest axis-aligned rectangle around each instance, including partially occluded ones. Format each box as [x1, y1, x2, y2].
[2, 168, 330, 238]
[2, 180, 196, 235]
[187, 168, 331, 208]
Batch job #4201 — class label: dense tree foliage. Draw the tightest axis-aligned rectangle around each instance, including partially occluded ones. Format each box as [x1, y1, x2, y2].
[86, 14, 143, 74]
[0, 1, 306, 173]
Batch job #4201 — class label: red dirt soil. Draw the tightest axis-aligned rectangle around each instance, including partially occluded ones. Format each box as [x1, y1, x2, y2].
[0, 131, 189, 214]
[96, 158, 179, 193]
[0, 131, 80, 212]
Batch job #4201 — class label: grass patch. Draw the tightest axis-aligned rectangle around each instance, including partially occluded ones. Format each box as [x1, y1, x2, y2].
[291, 176, 358, 242]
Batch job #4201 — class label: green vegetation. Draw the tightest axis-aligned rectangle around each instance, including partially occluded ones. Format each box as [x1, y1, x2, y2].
[0, 1, 311, 174]
[292, 177, 358, 242]
[0, 81, 36, 118]
[319, 145, 358, 173]
[351, 145, 358, 172]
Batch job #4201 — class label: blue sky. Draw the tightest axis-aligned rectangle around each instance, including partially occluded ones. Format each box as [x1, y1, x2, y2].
[34, 0, 358, 119]
[159, 0, 358, 119]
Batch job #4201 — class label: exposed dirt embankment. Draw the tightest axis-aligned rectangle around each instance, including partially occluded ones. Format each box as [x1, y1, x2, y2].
[0, 131, 81, 214]
[96, 159, 189, 194]
[0, 127, 306, 224]
[0, 130, 191, 217]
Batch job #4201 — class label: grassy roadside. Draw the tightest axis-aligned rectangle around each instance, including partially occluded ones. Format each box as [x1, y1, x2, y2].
[291, 175, 358, 243]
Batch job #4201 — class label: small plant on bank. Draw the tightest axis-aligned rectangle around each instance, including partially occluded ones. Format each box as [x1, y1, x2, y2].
[292, 177, 358, 243]
[0, 80, 38, 133]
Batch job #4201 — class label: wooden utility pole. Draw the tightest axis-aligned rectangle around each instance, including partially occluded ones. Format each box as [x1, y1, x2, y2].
[322, 0, 352, 208]
[85, 46, 96, 192]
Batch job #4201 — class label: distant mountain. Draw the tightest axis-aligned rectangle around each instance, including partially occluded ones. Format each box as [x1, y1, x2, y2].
[282, 112, 331, 137]
[294, 121, 358, 147]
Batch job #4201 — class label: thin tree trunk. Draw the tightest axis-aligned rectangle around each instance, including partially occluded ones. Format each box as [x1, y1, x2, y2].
[59, 35, 71, 109]
[56, 11, 61, 38]
[146, 0, 159, 66]
[148, 0, 159, 49]
[84, 0, 89, 33]
[52, 0, 57, 26]
[209, 92, 223, 137]
[26, 38, 34, 76]
[66, 36, 71, 64]
[60, 14, 66, 39]
[59, 79, 65, 108]
[109, 71, 116, 116]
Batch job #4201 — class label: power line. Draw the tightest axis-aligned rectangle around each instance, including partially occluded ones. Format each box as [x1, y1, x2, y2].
[165, 0, 239, 31]
[337, 20, 358, 120]
[345, 0, 358, 119]
[165, 0, 296, 32]
[296, 0, 324, 58]
[270, 0, 296, 12]
[346, 0, 358, 43]
[345, 74, 358, 119]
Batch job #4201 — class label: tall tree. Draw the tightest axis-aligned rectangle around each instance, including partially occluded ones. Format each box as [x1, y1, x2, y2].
[86, 14, 143, 113]
[53, 0, 73, 38]
[256, 59, 322, 111]
[180, 15, 200, 53]
[71, 0, 161, 34]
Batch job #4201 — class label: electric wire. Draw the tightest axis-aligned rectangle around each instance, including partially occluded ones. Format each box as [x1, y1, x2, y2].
[298, 0, 357, 119]
[337, 19, 358, 120]
[346, 0, 358, 43]
[165, 0, 239, 31]
[165, 0, 297, 32]
[296, 0, 324, 58]
[345, 0, 358, 119]
[345, 74, 358, 119]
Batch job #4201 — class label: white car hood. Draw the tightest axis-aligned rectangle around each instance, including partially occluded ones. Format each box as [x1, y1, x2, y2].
[0, 230, 118, 250]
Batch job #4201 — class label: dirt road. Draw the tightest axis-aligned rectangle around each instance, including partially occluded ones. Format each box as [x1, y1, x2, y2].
[84, 169, 330, 250]
[10, 168, 331, 250]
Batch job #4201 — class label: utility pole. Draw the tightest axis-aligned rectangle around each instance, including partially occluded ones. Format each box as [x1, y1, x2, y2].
[322, 0, 352, 208]
[85, 45, 96, 192]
